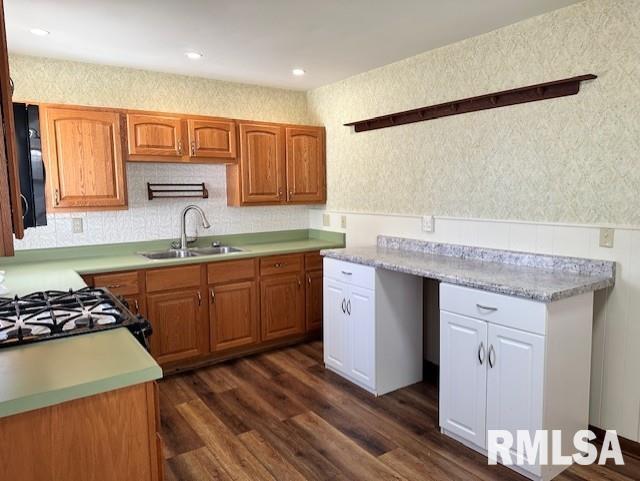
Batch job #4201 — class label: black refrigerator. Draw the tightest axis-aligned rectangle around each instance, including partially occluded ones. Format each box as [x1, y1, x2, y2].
[13, 103, 46, 228]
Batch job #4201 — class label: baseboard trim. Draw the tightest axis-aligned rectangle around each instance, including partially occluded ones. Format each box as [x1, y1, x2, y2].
[590, 425, 640, 460]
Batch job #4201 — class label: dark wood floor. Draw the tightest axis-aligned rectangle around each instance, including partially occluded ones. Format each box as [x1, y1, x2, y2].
[158, 341, 640, 481]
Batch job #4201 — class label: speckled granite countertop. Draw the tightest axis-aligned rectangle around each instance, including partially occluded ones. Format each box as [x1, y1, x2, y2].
[321, 236, 615, 302]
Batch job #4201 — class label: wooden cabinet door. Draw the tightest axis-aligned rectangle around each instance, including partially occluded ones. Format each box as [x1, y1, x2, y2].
[209, 280, 259, 352]
[486, 323, 544, 473]
[285, 127, 325, 203]
[146, 288, 206, 364]
[439, 311, 488, 449]
[323, 277, 348, 374]
[187, 119, 236, 160]
[306, 269, 323, 332]
[260, 273, 304, 341]
[239, 122, 285, 204]
[126, 114, 185, 159]
[43, 107, 127, 210]
[0, 1, 23, 252]
[124, 294, 146, 317]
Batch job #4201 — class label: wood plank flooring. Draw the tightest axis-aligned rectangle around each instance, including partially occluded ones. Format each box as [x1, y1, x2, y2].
[159, 341, 640, 481]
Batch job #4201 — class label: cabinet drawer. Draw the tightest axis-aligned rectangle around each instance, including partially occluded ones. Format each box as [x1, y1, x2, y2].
[207, 258, 257, 284]
[305, 251, 323, 271]
[323, 258, 375, 290]
[260, 254, 303, 276]
[440, 283, 546, 335]
[93, 271, 140, 296]
[146, 265, 201, 293]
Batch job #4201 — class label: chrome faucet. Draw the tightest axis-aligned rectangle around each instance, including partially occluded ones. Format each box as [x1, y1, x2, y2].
[179, 205, 211, 251]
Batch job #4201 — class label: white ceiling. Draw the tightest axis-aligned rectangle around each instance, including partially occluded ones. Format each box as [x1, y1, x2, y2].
[5, 0, 580, 91]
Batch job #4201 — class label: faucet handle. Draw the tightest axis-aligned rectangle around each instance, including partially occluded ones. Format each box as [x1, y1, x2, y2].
[211, 241, 221, 248]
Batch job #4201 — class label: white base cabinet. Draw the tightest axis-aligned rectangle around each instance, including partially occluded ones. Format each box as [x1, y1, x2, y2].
[323, 258, 422, 396]
[439, 283, 594, 481]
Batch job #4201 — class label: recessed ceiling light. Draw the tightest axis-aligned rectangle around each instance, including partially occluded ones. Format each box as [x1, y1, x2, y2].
[29, 28, 50, 37]
[292, 68, 305, 76]
[185, 51, 203, 60]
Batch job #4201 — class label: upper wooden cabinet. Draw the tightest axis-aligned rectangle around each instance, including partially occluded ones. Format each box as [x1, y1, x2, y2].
[227, 122, 285, 205]
[126, 114, 184, 159]
[227, 122, 325, 206]
[0, 0, 23, 255]
[187, 119, 236, 160]
[41, 106, 127, 210]
[286, 127, 326, 203]
[126, 114, 236, 163]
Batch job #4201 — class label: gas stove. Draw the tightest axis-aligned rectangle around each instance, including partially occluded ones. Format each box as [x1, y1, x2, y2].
[0, 287, 152, 350]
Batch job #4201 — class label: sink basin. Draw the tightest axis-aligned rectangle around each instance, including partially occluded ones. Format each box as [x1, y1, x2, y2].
[190, 246, 243, 256]
[138, 245, 243, 260]
[138, 249, 200, 260]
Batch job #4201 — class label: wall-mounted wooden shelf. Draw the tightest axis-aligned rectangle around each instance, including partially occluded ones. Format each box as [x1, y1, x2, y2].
[147, 182, 208, 200]
[344, 74, 597, 133]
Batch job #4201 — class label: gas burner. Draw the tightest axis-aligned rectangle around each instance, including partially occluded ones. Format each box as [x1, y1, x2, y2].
[0, 287, 152, 350]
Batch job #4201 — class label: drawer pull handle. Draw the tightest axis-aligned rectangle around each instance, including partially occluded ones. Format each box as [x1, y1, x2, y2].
[346, 299, 351, 316]
[488, 344, 496, 368]
[197, 291, 202, 306]
[210, 289, 215, 303]
[476, 303, 498, 312]
[308, 275, 311, 285]
[478, 342, 485, 365]
[341, 298, 346, 314]
[273, 262, 286, 268]
[341, 270, 352, 276]
[107, 284, 123, 289]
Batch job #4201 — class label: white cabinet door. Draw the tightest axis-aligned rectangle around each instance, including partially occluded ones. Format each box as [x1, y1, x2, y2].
[439, 311, 488, 449]
[486, 324, 544, 472]
[348, 285, 375, 389]
[323, 278, 349, 374]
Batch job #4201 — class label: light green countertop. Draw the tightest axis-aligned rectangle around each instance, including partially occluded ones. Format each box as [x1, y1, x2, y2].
[0, 229, 344, 418]
[0, 329, 162, 418]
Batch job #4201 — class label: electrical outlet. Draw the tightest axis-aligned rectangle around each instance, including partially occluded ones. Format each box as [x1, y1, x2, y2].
[422, 215, 434, 233]
[72, 218, 83, 234]
[322, 213, 331, 227]
[340, 215, 347, 229]
[599, 228, 614, 248]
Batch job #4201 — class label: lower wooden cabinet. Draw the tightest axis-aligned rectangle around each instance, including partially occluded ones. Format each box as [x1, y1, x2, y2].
[260, 272, 305, 341]
[84, 250, 325, 369]
[0, 382, 162, 481]
[209, 280, 259, 352]
[306, 269, 323, 331]
[147, 288, 206, 364]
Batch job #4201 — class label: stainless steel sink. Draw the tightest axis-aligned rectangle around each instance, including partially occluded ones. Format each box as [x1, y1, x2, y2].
[138, 249, 200, 260]
[190, 246, 243, 256]
[138, 245, 243, 260]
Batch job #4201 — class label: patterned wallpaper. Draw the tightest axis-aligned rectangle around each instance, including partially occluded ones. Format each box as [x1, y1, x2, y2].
[307, 0, 640, 226]
[8, 55, 313, 249]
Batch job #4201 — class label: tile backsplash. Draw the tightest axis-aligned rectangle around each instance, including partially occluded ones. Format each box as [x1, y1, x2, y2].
[14, 163, 311, 250]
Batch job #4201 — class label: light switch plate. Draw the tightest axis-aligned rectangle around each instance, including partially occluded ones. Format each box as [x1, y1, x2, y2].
[599, 228, 614, 248]
[340, 215, 347, 229]
[322, 213, 331, 227]
[72, 218, 83, 234]
[422, 215, 435, 233]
